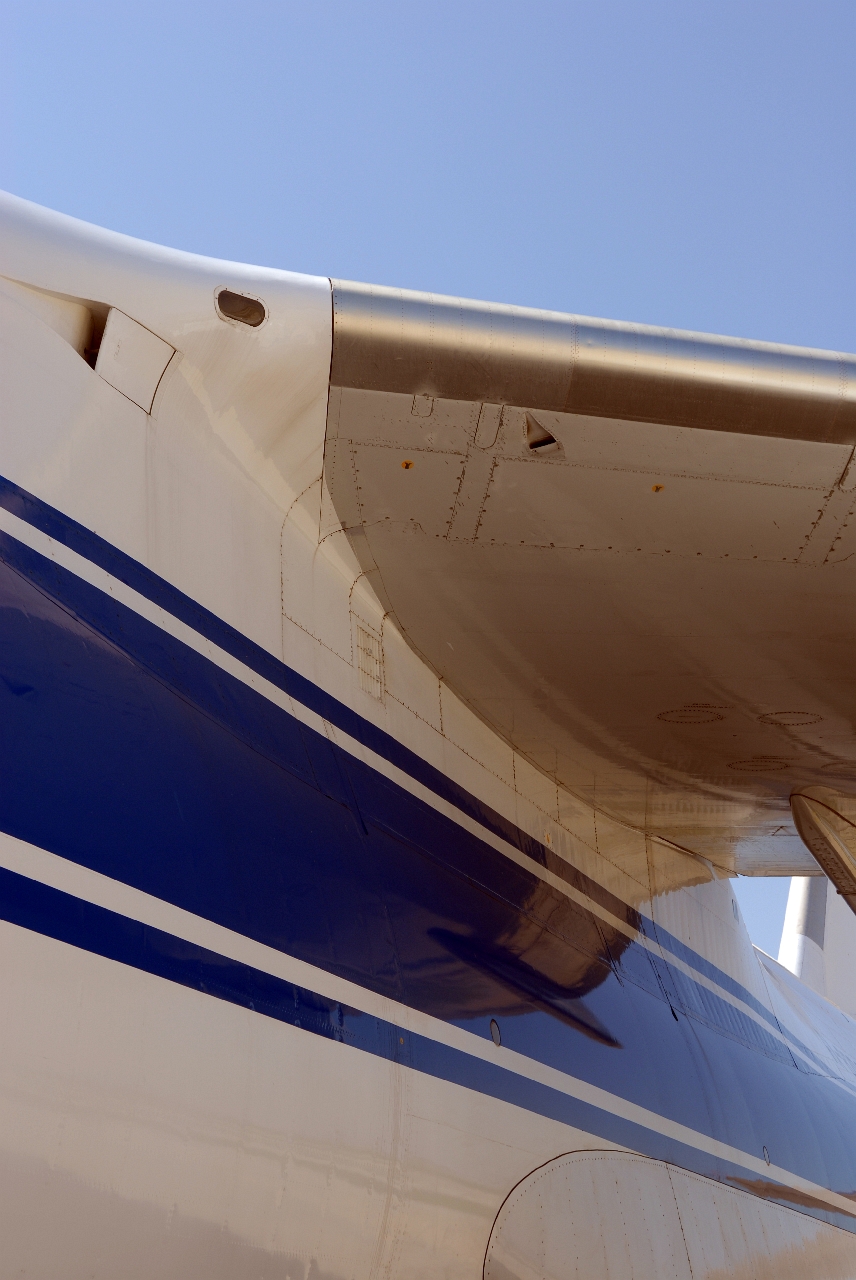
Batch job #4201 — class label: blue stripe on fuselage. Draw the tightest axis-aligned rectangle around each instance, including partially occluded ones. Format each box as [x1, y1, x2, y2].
[0, 862, 851, 1235]
[0, 523, 792, 1066]
[0, 481, 852, 1215]
[0, 473, 789, 1036]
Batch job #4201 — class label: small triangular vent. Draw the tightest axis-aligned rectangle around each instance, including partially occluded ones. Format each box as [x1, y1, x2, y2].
[526, 413, 560, 453]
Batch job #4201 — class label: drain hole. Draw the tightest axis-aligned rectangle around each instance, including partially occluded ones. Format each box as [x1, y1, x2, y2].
[526, 413, 559, 453]
[217, 289, 266, 327]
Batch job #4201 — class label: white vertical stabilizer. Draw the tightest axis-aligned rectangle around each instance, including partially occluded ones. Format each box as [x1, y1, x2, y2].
[780, 874, 856, 1017]
[779, 876, 827, 997]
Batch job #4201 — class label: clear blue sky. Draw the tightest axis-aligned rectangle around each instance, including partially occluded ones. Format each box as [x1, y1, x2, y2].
[2, 1, 852, 952]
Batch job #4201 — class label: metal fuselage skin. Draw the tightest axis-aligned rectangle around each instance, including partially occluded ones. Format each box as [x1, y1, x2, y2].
[0, 192, 855, 1279]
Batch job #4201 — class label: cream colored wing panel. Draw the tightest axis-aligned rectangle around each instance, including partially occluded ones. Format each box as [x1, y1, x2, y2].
[325, 297, 856, 870]
[477, 460, 823, 560]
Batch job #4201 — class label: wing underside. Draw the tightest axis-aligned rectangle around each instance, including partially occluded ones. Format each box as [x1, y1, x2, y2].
[323, 282, 856, 879]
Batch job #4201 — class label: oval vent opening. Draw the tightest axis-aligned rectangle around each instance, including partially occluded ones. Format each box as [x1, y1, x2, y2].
[217, 289, 266, 327]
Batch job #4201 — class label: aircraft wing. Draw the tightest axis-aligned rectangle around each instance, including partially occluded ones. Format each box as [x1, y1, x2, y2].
[322, 282, 856, 879]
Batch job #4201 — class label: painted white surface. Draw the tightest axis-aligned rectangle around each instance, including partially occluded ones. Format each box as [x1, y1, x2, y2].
[0, 275, 93, 353]
[824, 885, 856, 1020]
[1, 187, 856, 1277]
[0, 918, 597, 1280]
[486, 1151, 856, 1280]
[95, 307, 174, 411]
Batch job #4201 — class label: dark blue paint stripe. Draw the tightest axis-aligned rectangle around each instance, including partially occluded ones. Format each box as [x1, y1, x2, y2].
[1, 861, 851, 1235]
[0, 523, 815, 1082]
[0, 477, 823, 1071]
[0, 521, 852, 1213]
[650, 923, 778, 1026]
[0, 475, 568, 889]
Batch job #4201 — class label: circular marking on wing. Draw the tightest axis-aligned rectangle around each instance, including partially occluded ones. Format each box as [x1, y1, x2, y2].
[658, 705, 725, 724]
[401, 459, 414, 469]
[652, 484, 664, 492]
[821, 761, 856, 777]
[728, 756, 792, 771]
[758, 711, 823, 726]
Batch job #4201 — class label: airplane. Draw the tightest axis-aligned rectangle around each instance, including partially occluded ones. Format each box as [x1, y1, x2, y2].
[1, 187, 856, 1278]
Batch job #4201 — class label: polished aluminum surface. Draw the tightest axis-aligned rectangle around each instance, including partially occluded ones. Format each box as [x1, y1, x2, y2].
[332, 280, 856, 443]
